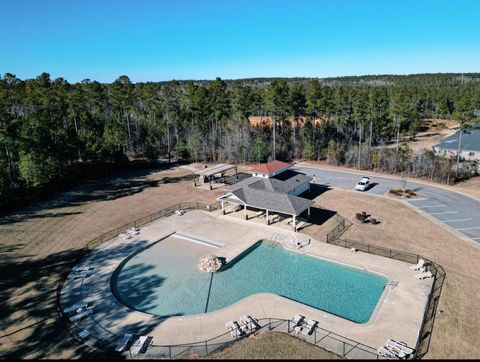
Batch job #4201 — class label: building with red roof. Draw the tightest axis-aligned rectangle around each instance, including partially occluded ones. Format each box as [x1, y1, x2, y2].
[250, 160, 291, 179]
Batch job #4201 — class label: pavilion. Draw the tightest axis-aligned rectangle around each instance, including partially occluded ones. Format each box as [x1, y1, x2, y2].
[192, 163, 238, 190]
[218, 160, 313, 231]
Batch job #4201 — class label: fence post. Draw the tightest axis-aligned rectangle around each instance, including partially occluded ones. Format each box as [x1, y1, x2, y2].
[269, 318, 271, 330]
[205, 341, 208, 355]
[343, 341, 345, 356]
[169, 346, 171, 359]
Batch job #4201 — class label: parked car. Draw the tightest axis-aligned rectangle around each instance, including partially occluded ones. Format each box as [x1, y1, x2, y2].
[355, 177, 370, 191]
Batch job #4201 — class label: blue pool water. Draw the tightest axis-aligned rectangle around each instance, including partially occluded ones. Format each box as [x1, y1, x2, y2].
[114, 238, 387, 323]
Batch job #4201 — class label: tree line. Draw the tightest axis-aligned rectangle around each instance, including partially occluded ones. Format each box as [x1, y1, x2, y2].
[1, 72, 479, 210]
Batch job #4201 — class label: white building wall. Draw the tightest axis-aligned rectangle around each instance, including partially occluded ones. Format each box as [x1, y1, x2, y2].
[433, 147, 480, 162]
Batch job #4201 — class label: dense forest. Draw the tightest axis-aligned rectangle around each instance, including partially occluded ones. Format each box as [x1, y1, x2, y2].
[1, 72, 479, 210]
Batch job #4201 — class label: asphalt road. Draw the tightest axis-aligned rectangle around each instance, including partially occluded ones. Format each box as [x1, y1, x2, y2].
[292, 166, 480, 245]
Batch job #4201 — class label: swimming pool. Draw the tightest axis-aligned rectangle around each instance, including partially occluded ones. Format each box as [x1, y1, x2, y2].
[113, 238, 387, 323]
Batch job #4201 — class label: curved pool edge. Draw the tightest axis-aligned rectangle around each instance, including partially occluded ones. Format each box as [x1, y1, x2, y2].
[111, 237, 391, 325]
[60, 210, 432, 350]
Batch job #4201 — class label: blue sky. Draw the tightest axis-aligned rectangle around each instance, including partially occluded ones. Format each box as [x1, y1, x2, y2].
[1, 0, 479, 82]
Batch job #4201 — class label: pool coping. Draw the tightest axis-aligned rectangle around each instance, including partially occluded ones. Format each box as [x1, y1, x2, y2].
[60, 210, 432, 351]
[111, 237, 391, 326]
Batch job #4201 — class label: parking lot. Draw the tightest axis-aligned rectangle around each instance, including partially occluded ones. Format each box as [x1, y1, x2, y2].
[293, 166, 480, 245]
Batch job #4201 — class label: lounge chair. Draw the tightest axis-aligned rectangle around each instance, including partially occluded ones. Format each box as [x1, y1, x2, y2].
[78, 330, 89, 339]
[127, 229, 139, 236]
[300, 319, 318, 336]
[415, 271, 433, 280]
[64, 302, 88, 315]
[119, 233, 132, 240]
[67, 271, 89, 280]
[130, 335, 153, 356]
[290, 314, 305, 327]
[385, 344, 408, 359]
[69, 308, 93, 322]
[410, 259, 425, 271]
[377, 346, 399, 359]
[175, 210, 185, 216]
[290, 314, 305, 332]
[225, 321, 244, 338]
[115, 333, 133, 352]
[240, 315, 260, 331]
[73, 265, 94, 272]
[386, 339, 415, 355]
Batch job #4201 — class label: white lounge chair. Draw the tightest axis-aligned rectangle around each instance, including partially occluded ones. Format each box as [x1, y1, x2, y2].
[69, 308, 93, 322]
[115, 333, 133, 352]
[119, 233, 132, 240]
[175, 210, 185, 216]
[410, 259, 425, 271]
[290, 314, 305, 328]
[385, 344, 408, 359]
[225, 321, 244, 338]
[300, 319, 318, 336]
[240, 315, 260, 331]
[127, 229, 139, 236]
[377, 346, 399, 359]
[67, 271, 89, 280]
[78, 330, 89, 339]
[64, 302, 88, 315]
[415, 271, 433, 280]
[386, 339, 415, 355]
[73, 265, 94, 272]
[130, 335, 152, 356]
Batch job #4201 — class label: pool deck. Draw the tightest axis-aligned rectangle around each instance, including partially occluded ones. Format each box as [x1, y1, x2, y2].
[60, 210, 432, 354]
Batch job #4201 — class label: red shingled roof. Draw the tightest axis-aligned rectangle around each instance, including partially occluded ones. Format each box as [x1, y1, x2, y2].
[251, 160, 291, 175]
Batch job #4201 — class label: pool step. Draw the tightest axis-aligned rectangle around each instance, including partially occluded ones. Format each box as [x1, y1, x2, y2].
[173, 232, 224, 248]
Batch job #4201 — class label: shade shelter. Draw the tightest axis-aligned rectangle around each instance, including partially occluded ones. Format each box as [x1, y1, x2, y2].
[218, 187, 313, 231]
[193, 164, 238, 190]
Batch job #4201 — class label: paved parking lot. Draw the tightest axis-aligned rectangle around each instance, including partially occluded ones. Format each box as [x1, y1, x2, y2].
[293, 166, 480, 245]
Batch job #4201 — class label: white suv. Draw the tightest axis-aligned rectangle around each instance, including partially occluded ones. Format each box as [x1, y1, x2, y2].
[355, 177, 370, 191]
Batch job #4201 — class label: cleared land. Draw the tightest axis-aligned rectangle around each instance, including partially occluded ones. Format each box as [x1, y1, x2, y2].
[306, 189, 480, 359]
[0, 166, 224, 359]
[1, 163, 479, 359]
[188, 332, 343, 359]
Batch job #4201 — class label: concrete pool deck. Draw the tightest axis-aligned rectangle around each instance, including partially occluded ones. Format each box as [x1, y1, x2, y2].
[59, 210, 432, 354]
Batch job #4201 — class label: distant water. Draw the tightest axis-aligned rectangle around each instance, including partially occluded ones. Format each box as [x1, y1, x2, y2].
[114, 239, 387, 323]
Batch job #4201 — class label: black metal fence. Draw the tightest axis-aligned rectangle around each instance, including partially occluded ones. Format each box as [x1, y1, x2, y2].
[55, 201, 221, 351]
[326, 237, 446, 360]
[57, 201, 445, 360]
[140, 317, 381, 359]
[325, 214, 353, 243]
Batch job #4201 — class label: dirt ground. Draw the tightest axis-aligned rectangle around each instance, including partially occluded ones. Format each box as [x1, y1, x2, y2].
[188, 332, 342, 359]
[454, 176, 480, 200]
[0, 165, 224, 359]
[304, 189, 480, 359]
[1, 163, 479, 359]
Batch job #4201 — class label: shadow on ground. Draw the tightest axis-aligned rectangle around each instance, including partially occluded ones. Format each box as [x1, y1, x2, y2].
[0, 238, 174, 358]
[0, 164, 187, 226]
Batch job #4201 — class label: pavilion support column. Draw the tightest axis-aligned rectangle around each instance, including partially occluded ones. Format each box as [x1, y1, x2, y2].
[293, 215, 297, 232]
[209, 176, 212, 190]
[244, 205, 248, 220]
[222, 201, 225, 215]
[266, 209, 269, 225]
[308, 206, 311, 220]
[235, 166, 238, 179]
[193, 173, 196, 187]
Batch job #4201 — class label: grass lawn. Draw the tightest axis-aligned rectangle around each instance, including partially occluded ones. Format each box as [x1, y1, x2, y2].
[188, 332, 343, 360]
